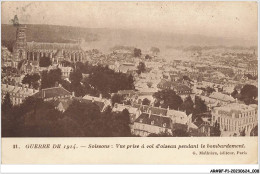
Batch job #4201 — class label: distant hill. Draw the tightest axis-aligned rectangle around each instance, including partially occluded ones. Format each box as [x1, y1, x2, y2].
[2, 24, 99, 43]
[2, 24, 257, 53]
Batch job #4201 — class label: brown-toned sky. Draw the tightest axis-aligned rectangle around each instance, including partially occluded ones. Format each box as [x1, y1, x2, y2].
[1, 1, 258, 41]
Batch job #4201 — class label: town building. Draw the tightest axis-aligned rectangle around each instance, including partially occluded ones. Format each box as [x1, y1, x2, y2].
[1, 46, 13, 67]
[54, 99, 73, 112]
[58, 64, 73, 79]
[33, 86, 72, 102]
[132, 112, 173, 136]
[132, 103, 192, 125]
[81, 94, 111, 112]
[12, 25, 87, 69]
[200, 92, 236, 110]
[157, 79, 192, 94]
[1, 83, 38, 105]
[157, 79, 193, 100]
[112, 103, 141, 123]
[211, 103, 258, 136]
[12, 25, 27, 67]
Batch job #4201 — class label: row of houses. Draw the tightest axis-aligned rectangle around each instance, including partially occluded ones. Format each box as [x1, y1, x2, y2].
[112, 102, 193, 136]
[20, 61, 73, 79]
[1, 83, 39, 105]
[2, 83, 257, 137]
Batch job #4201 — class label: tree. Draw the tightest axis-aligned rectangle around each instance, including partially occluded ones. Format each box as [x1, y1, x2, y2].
[153, 89, 183, 110]
[142, 98, 150, 105]
[84, 65, 135, 96]
[49, 68, 62, 84]
[22, 73, 40, 88]
[111, 94, 123, 106]
[183, 75, 191, 81]
[147, 82, 153, 88]
[205, 86, 215, 95]
[211, 121, 221, 136]
[70, 69, 83, 85]
[193, 96, 207, 121]
[231, 89, 238, 99]
[180, 96, 194, 115]
[1, 94, 17, 137]
[22, 74, 31, 86]
[148, 131, 172, 137]
[69, 69, 84, 97]
[56, 117, 84, 137]
[172, 129, 190, 137]
[74, 61, 85, 71]
[64, 100, 101, 126]
[145, 54, 152, 60]
[121, 109, 131, 125]
[32, 81, 40, 89]
[40, 70, 49, 89]
[240, 85, 258, 104]
[240, 128, 246, 136]
[150, 47, 160, 55]
[11, 15, 19, 27]
[2, 96, 62, 137]
[194, 96, 207, 114]
[134, 48, 142, 57]
[244, 74, 257, 80]
[250, 125, 258, 136]
[137, 62, 146, 74]
[39, 56, 52, 67]
[2, 93, 12, 114]
[41, 69, 62, 89]
[108, 111, 131, 137]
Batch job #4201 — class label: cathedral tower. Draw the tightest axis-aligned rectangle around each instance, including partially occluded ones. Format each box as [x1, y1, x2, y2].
[13, 25, 27, 66]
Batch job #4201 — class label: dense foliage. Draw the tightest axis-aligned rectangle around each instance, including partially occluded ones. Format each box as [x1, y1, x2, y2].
[63, 62, 135, 97]
[153, 89, 183, 110]
[240, 84, 258, 105]
[137, 62, 146, 74]
[41, 69, 62, 89]
[133, 48, 142, 57]
[39, 56, 52, 67]
[22, 73, 40, 89]
[2, 96, 132, 137]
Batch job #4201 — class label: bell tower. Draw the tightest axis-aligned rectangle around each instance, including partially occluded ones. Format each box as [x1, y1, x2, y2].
[13, 25, 27, 66]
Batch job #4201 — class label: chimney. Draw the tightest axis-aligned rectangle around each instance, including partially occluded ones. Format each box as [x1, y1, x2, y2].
[149, 110, 152, 118]
[99, 93, 102, 99]
[92, 98, 95, 103]
[167, 106, 170, 111]
[42, 90, 45, 98]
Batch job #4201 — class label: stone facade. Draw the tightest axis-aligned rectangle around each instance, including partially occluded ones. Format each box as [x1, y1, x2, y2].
[12, 25, 87, 69]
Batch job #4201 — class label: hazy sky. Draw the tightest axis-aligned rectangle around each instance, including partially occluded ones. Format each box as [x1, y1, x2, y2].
[1, 1, 258, 40]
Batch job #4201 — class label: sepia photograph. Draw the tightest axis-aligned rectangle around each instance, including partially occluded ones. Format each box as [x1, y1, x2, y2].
[0, 1, 259, 167]
[1, 1, 258, 138]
